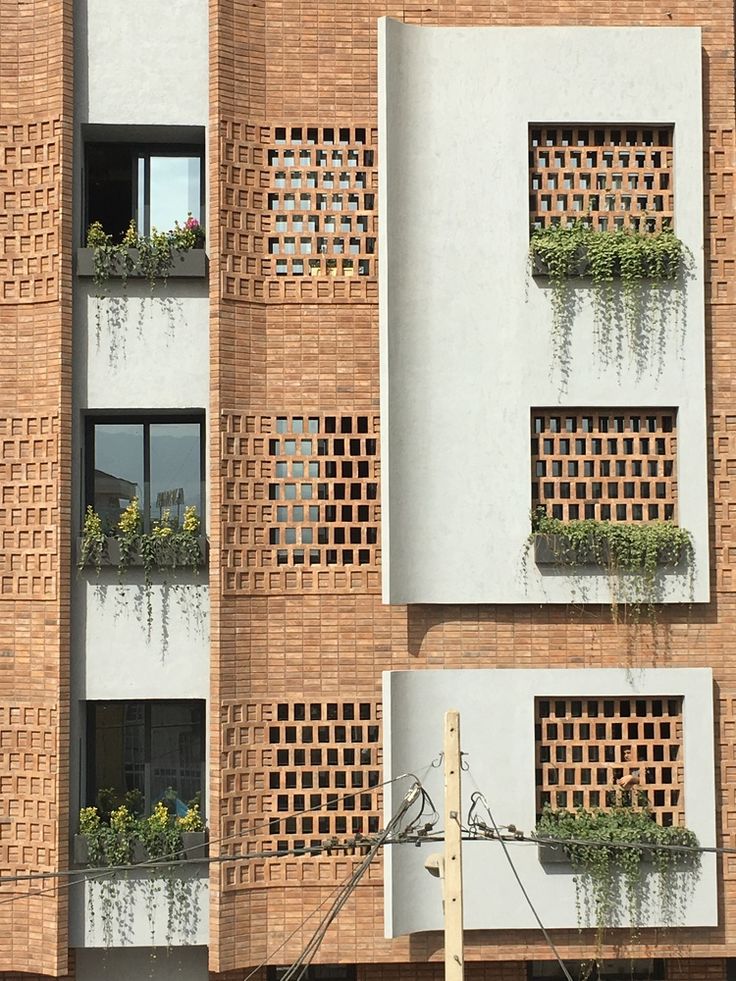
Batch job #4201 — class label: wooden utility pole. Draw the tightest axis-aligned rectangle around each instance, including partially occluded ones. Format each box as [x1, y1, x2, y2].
[444, 710, 464, 981]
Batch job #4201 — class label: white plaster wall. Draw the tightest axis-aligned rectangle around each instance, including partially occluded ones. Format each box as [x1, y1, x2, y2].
[75, 0, 208, 126]
[69, 867, 209, 947]
[76, 946, 208, 980]
[73, 280, 209, 409]
[73, 576, 209, 699]
[379, 21, 708, 605]
[383, 668, 717, 936]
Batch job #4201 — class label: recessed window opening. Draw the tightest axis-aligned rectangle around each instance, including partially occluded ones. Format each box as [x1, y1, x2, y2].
[86, 700, 205, 819]
[84, 414, 205, 533]
[85, 139, 204, 242]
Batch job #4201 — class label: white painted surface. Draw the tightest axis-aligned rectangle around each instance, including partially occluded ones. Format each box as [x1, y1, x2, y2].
[383, 668, 717, 935]
[76, 946, 208, 980]
[75, 0, 208, 126]
[74, 576, 209, 699]
[69, 867, 209, 947]
[74, 280, 209, 409]
[379, 20, 709, 604]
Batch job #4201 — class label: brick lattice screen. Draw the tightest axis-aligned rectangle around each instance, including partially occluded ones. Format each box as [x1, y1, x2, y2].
[220, 122, 377, 304]
[220, 412, 380, 594]
[535, 696, 684, 826]
[0, 414, 59, 598]
[529, 126, 674, 232]
[0, 119, 61, 303]
[220, 699, 382, 888]
[531, 409, 677, 523]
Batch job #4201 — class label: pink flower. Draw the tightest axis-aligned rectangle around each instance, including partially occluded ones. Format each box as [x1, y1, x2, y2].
[185, 216, 200, 230]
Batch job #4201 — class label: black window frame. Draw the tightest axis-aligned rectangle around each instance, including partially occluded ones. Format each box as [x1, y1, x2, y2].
[86, 699, 207, 819]
[84, 412, 206, 534]
[83, 140, 206, 243]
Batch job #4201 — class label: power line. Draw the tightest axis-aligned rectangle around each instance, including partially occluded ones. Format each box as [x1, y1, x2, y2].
[468, 791, 575, 981]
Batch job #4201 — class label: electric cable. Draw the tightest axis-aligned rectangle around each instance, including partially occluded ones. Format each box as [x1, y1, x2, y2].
[467, 787, 575, 981]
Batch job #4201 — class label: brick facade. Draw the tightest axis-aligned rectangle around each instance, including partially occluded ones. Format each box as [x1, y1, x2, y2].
[208, 1, 736, 978]
[0, 0, 73, 974]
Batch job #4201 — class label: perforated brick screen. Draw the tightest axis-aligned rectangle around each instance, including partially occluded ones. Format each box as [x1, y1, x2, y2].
[535, 696, 684, 826]
[529, 126, 674, 232]
[221, 412, 380, 593]
[531, 410, 677, 522]
[266, 125, 376, 279]
[220, 700, 382, 887]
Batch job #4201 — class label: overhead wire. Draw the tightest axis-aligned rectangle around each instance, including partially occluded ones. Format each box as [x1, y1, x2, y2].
[466, 785, 575, 981]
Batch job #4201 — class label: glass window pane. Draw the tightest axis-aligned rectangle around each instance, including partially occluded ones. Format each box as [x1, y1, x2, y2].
[149, 423, 201, 526]
[93, 424, 144, 530]
[91, 702, 145, 817]
[149, 156, 201, 232]
[150, 703, 204, 814]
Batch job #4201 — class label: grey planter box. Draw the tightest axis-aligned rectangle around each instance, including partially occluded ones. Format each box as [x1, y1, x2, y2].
[76, 246, 208, 279]
[537, 841, 571, 865]
[181, 831, 208, 860]
[73, 830, 207, 866]
[77, 535, 207, 570]
[533, 534, 686, 569]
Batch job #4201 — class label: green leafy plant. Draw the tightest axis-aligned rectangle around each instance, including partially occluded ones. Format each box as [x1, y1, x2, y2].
[79, 505, 106, 575]
[79, 501, 203, 630]
[530, 222, 686, 367]
[528, 511, 694, 624]
[86, 214, 204, 292]
[78, 802, 205, 947]
[536, 803, 700, 954]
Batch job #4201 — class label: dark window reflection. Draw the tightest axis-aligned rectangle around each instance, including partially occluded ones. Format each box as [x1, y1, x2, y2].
[87, 416, 203, 532]
[88, 700, 205, 818]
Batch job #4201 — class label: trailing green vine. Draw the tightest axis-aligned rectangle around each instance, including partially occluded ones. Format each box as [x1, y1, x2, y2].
[530, 222, 686, 369]
[78, 802, 205, 948]
[528, 512, 694, 624]
[79, 499, 203, 629]
[536, 803, 700, 957]
[86, 214, 204, 293]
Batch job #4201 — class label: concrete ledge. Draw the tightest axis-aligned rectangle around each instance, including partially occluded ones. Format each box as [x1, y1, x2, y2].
[76, 247, 208, 279]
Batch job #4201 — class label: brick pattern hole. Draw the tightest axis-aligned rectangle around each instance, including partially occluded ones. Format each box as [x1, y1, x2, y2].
[529, 126, 674, 232]
[220, 700, 382, 888]
[535, 696, 684, 826]
[531, 409, 677, 523]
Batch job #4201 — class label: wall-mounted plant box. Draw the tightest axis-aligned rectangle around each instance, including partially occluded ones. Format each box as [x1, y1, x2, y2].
[532, 533, 687, 568]
[76, 247, 208, 278]
[73, 830, 208, 867]
[76, 535, 208, 569]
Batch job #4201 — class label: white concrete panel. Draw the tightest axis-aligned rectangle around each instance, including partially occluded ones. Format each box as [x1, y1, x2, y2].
[379, 20, 708, 604]
[76, 0, 208, 126]
[69, 868, 209, 948]
[73, 576, 209, 700]
[74, 280, 209, 410]
[383, 668, 717, 936]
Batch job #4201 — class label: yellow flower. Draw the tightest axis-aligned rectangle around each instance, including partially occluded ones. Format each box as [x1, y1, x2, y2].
[182, 505, 200, 535]
[118, 498, 142, 536]
[152, 509, 174, 539]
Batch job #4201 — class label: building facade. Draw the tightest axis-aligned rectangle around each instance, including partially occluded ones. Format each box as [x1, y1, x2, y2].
[1, 0, 736, 979]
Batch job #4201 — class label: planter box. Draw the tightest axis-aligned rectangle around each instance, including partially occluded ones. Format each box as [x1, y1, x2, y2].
[76, 246, 208, 279]
[533, 534, 686, 569]
[77, 535, 208, 570]
[537, 841, 571, 864]
[531, 251, 590, 279]
[73, 830, 207, 866]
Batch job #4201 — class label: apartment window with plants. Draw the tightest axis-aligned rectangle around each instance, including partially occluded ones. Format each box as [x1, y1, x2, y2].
[84, 139, 204, 242]
[86, 700, 205, 819]
[84, 414, 205, 533]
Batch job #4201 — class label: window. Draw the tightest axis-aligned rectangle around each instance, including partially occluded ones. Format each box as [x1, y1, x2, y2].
[85, 139, 204, 241]
[86, 700, 205, 818]
[85, 414, 205, 532]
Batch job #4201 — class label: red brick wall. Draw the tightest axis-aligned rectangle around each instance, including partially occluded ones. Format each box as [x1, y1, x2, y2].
[206, 0, 736, 976]
[0, 0, 73, 974]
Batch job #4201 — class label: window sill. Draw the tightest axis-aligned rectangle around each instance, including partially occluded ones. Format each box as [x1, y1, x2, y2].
[77, 535, 208, 569]
[76, 246, 208, 279]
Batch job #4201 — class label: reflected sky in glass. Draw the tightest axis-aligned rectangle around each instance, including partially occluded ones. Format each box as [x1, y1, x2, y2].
[148, 156, 200, 231]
